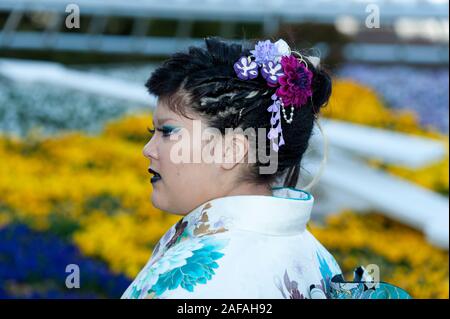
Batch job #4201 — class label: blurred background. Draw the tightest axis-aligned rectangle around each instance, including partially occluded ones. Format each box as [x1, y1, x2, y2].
[0, 0, 448, 299]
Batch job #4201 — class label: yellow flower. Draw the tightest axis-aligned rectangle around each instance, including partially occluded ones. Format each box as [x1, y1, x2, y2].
[73, 211, 180, 278]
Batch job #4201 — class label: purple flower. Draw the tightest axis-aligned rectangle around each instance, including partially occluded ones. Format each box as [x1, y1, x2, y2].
[276, 55, 313, 108]
[233, 56, 258, 80]
[267, 98, 280, 112]
[267, 98, 285, 152]
[0, 224, 131, 298]
[338, 64, 449, 134]
[267, 122, 285, 152]
[250, 40, 279, 65]
[261, 61, 284, 87]
[267, 124, 280, 140]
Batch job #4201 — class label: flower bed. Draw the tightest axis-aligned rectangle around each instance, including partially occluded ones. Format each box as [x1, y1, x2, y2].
[0, 224, 130, 298]
[0, 79, 447, 298]
[338, 64, 449, 134]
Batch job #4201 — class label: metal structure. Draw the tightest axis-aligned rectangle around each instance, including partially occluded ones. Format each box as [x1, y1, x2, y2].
[0, 0, 448, 63]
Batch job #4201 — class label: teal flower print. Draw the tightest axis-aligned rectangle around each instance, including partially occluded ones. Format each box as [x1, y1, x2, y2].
[149, 236, 228, 296]
[316, 252, 334, 295]
[329, 267, 412, 299]
[330, 277, 412, 299]
[126, 235, 228, 298]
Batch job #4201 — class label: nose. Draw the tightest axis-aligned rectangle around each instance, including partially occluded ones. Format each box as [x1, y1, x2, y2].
[143, 136, 158, 160]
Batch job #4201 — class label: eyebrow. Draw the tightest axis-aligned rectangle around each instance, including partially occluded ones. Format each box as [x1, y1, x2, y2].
[152, 117, 175, 127]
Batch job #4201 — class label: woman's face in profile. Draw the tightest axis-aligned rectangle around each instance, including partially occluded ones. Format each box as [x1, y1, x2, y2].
[142, 100, 231, 215]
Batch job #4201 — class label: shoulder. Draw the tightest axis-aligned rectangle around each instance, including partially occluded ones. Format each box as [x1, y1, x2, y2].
[123, 224, 343, 299]
[124, 228, 281, 299]
[149, 229, 344, 299]
[303, 229, 342, 275]
[148, 230, 260, 299]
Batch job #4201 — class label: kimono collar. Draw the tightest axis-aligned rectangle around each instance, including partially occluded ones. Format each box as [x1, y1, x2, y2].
[182, 187, 314, 236]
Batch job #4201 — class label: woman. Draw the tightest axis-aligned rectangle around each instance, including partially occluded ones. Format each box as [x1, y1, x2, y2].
[121, 37, 411, 299]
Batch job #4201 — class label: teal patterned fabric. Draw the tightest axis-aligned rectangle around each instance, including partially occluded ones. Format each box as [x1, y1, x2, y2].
[329, 266, 412, 299]
[125, 233, 229, 299]
[149, 236, 228, 296]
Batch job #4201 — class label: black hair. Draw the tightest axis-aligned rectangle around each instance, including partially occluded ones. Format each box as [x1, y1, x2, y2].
[146, 37, 332, 188]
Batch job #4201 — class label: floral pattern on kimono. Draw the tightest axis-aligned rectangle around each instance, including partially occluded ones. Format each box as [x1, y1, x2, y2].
[122, 203, 231, 299]
[122, 187, 412, 299]
[329, 266, 412, 299]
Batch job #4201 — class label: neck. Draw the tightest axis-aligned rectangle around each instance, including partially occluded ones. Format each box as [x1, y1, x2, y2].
[224, 182, 272, 197]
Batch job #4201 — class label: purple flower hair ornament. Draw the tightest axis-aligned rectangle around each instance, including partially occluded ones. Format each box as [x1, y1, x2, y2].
[233, 38, 314, 152]
[261, 61, 284, 87]
[233, 56, 258, 80]
[276, 55, 313, 108]
[250, 40, 279, 65]
[267, 95, 286, 152]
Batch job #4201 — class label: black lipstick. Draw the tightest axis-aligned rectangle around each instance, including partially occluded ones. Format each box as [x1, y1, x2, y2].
[148, 168, 162, 183]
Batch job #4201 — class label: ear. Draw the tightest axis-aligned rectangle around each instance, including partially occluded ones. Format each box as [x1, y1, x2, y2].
[221, 133, 249, 170]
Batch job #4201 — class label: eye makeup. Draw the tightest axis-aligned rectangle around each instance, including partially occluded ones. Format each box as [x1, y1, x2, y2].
[159, 125, 181, 137]
[147, 125, 181, 137]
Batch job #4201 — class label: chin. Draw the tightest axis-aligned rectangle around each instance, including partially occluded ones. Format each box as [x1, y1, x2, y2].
[150, 191, 172, 213]
[150, 187, 187, 216]
[150, 191, 161, 209]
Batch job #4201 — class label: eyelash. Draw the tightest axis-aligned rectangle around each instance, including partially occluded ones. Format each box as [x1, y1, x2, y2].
[147, 126, 176, 137]
[147, 126, 155, 135]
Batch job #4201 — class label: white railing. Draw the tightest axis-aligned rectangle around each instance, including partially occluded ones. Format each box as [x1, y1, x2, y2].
[0, 0, 448, 63]
[0, 0, 448, 21]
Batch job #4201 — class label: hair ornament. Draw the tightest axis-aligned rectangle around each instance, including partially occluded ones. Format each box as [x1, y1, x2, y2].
[233, 39, 314, 152]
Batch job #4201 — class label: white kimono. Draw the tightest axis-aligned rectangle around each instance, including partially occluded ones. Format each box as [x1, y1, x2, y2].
[121, 187, 411, 299]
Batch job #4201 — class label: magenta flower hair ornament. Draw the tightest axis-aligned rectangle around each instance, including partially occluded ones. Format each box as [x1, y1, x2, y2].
[233, 39, 314, 152]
